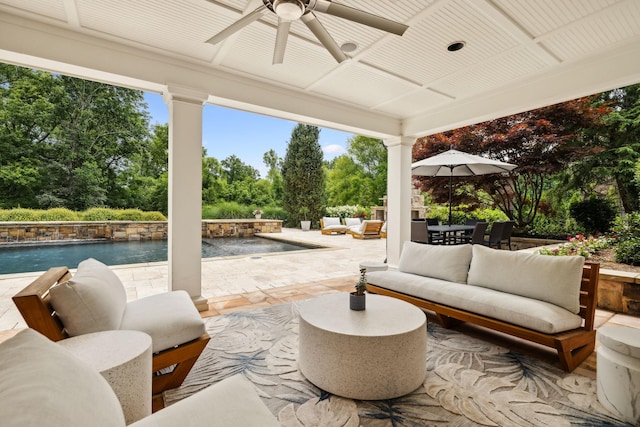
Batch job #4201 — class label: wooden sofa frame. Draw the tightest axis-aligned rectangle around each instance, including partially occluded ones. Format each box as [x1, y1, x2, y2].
[350, 220, 384, 239]
[367, 261, 600, 372]
[12, 266, 210, 396]
[319, 218, 347, 235]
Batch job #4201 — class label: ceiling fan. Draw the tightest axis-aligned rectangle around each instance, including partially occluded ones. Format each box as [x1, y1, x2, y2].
[206, 0, 409, 64]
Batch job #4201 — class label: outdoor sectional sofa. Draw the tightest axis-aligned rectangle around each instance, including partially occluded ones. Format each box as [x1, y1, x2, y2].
[366, 242, 600, 372]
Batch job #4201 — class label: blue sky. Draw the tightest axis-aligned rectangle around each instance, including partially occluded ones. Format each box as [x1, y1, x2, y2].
[144, 92, 354, 177]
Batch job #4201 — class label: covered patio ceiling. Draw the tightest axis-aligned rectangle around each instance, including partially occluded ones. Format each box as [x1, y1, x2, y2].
[1, 0, 640, 302]
[1, 0, 639, 139]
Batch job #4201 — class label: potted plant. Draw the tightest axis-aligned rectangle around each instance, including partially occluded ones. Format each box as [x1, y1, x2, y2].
[253, 209, 262, 219]
[350, 268, 367, 311]
[299, 207, 311, 231]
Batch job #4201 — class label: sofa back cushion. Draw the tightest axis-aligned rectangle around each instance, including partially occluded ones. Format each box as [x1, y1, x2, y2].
[399, 241, 473, 284]
[345, 218, 361, 227]
[0, 329, 125, 427]
[322, 217, 341, 227]
[467, 244, 585, 313]
[50, 258, 127, 336]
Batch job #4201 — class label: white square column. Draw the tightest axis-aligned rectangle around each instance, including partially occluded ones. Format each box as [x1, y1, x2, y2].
[163, 85, 208, 311]
[384, 136, 416, 268]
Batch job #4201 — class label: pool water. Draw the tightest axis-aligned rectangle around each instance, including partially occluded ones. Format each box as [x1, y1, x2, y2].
[0, 237, 311, 275]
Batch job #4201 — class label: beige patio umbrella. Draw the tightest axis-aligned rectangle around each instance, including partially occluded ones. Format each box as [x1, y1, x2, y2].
[411, 148, 517, 225]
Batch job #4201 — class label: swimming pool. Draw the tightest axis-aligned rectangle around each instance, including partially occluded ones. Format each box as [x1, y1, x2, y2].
[0, 237, 312, 275]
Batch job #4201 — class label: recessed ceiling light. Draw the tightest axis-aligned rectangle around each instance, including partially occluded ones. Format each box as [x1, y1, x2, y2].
[447, 41, 465, 52]
[340, 42, 358, 53]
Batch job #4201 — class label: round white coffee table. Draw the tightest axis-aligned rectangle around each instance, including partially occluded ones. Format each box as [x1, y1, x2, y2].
[58, 330, 152, 424]
[298, 293, 427, 400]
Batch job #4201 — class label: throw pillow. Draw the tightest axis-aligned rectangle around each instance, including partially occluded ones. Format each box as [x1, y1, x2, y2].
[50, 258, 127, 336]
[398, 241, 473, 283]
[0, 329, 125, 427]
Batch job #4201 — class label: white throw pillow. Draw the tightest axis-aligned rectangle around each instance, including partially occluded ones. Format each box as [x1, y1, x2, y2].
[398, 241, 473, 284]
[50, 258, 127, 336]
[467, 244, 585, 313]
[0, 329, 125, 427]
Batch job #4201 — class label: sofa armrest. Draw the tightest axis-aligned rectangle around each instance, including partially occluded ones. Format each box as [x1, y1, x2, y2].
[130, 375, 278, 427]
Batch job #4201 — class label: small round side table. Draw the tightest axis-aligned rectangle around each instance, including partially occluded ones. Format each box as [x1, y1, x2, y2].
[58, 330, 152, 424]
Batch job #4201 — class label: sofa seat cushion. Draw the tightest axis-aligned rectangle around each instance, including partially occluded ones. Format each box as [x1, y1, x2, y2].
[0, 329, 125, 427]
[398, 241, 473, 284]
[467, 244, 585, 313]
[367, 271, 582, 334]
[50, 258, 127, 336]
[131, 375, 279, 427]
[121, 290, 206, 353]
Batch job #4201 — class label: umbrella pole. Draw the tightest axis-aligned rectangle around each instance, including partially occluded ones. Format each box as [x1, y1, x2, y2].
[448, 173, 453, 226]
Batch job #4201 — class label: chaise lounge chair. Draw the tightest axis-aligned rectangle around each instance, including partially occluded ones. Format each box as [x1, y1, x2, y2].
[350, 220, 384, 239]
[320, 217, 348, 235]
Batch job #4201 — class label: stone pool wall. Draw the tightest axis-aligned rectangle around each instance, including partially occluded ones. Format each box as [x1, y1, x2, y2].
[0, 220, 282, 243]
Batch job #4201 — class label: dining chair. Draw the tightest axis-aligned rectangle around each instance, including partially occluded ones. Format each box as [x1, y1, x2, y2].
[499, 221, 516, 250]
[483, 221, 505, 248]
[411, 220, 430, 244]
[456, 222, 488, 244]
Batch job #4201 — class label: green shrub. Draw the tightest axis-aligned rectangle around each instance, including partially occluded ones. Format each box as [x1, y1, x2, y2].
[114, 209, 145, 221]
[37, 208, 80, 221]
[529, 215, 584, 239]
[0, 208, 39, 221]
[615, 238, 640, 265]
[569, 198, 616, 234]
[81, 208, 115, 221]
[612, 213, 640, 265]
[141, 211, 167, 221]
[202, 202, 250, 219]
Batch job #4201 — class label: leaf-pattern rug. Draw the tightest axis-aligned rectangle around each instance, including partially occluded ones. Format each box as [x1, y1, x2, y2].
[164, 301, 632, 426]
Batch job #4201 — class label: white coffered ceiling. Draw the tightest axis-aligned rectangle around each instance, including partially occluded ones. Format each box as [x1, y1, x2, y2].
[0, 0, 639, 138]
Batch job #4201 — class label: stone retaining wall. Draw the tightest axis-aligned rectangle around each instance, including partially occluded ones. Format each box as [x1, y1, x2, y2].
[0, 220, 282, 243]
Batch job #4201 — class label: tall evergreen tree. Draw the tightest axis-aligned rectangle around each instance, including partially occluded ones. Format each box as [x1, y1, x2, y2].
[281, 124, 325, 227]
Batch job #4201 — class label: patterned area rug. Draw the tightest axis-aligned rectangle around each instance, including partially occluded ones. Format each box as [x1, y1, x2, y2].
[164, 302, 631, 426]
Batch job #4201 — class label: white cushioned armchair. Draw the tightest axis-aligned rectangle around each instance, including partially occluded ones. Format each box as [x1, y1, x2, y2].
[13, 258, 210, 396]
[0, 329, 278, 427]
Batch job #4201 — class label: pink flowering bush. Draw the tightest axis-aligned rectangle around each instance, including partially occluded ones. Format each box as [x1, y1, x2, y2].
[538, 234, 614, 258]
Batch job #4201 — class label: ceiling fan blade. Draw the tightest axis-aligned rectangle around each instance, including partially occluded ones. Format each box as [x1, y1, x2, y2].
[315, 0, 408, 36]
[273, 19, 291, 64]
[206, 4, 268, 44]
[301, 13, 347, 63]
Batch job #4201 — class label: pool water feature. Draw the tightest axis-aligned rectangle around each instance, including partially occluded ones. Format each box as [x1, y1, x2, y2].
[0, 237, 313, 275]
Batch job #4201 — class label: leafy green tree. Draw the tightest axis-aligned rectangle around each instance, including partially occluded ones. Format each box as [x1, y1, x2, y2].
[263, 149, 283, 203]
[281, 124, 325, 227]
[326, 155, 368, 205]
[221, 155, 259, 183]
[564, 84, 640, 213]
[49, 76, 149, 210]
[0, 64, 64, 207]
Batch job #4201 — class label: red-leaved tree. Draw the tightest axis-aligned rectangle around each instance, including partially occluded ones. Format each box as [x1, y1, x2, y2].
[413, 96, 610, 229]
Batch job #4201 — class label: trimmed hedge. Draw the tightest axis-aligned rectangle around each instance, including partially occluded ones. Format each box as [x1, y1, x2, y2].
[0, 208, 167, 222]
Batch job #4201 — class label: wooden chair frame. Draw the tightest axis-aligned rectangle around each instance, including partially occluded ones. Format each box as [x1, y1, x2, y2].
[367, 261, 600, 372]
[12, 266, 210, 396]
[351, 220, 384, 239]
[319, 217, 347, 235]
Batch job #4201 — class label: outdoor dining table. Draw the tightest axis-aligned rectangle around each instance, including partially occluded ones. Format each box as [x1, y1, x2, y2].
[427, 224, 476, 245]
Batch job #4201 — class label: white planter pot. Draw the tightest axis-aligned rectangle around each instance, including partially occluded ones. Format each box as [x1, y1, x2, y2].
[254, 214, 261, 219]
[300, 220, 311, 231]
